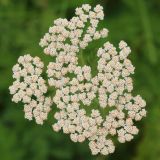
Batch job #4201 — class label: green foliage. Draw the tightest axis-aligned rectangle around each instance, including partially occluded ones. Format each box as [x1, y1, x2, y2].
[0, 0, 160, 159]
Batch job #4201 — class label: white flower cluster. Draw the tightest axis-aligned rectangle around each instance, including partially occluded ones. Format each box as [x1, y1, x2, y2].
[9, 4, 146, 156]
[96, 41, 134, 108]
[9, 54, 52, 124]
[51, 41, 146, 155]
[39, 4, 108, 55]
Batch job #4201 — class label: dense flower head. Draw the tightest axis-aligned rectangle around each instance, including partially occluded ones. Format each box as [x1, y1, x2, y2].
[9, 54, 52, 124]
[9, 4, 146, 156]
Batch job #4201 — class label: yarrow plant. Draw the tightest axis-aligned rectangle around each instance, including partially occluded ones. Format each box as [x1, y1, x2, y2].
[9, 4, 146, 155]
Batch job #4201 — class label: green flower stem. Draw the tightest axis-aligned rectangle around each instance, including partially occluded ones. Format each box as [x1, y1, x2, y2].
[96, 155, 107, 160]
[79, 50, 85, 66]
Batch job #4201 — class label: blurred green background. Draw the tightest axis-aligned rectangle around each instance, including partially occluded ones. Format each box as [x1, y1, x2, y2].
[0, 0, 160, 160]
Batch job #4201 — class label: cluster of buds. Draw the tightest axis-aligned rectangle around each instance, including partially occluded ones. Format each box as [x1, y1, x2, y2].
[9, 4, 146, 155]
